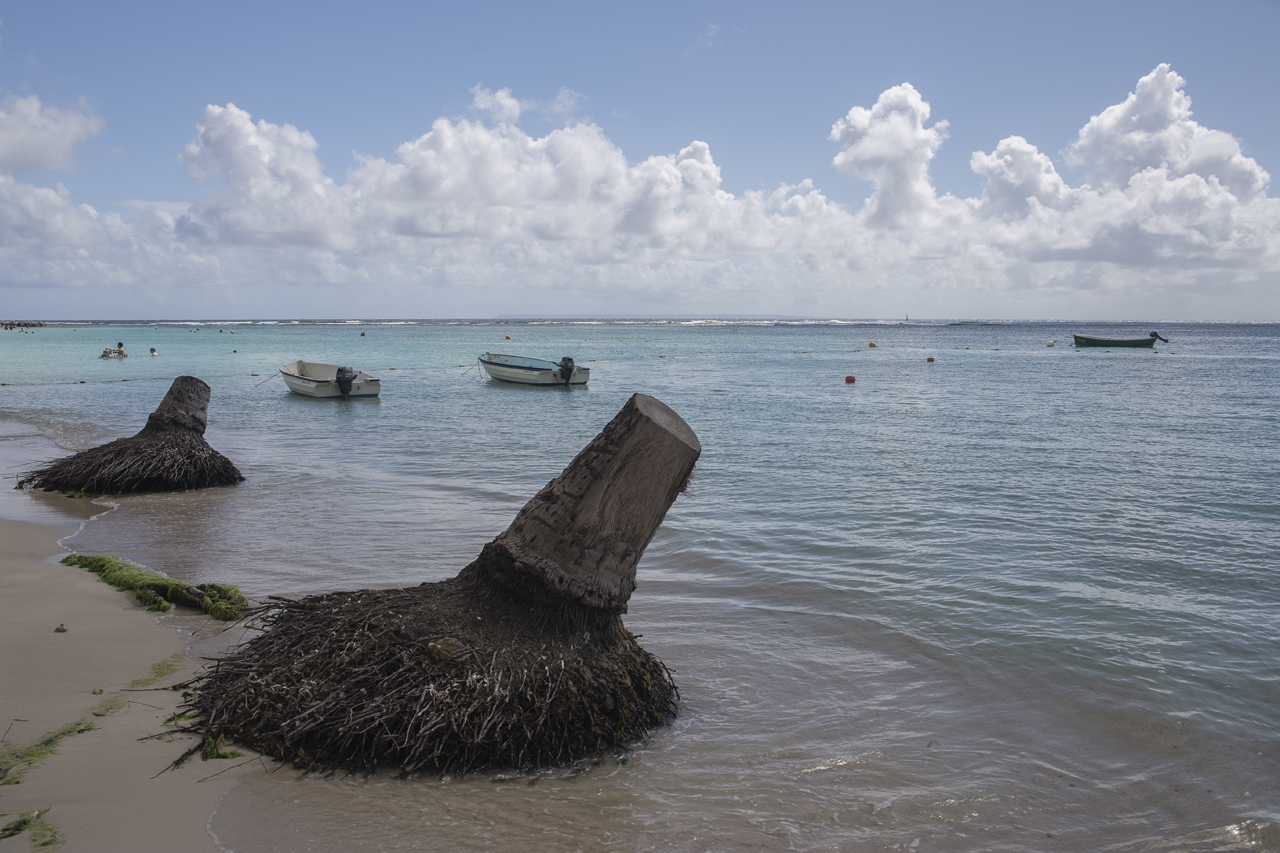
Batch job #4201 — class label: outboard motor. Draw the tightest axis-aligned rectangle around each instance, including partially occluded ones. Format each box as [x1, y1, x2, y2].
[334, 366, 358, 400]
[1149, 331, 1170, 343]
[556, 357, 575, 387]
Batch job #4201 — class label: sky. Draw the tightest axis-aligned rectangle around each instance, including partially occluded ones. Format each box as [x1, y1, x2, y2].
[2, 0, 1279, 320]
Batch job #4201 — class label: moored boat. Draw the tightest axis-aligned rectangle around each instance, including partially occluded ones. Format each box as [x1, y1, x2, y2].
[479, 352, 589, 386]
[280, 360, 380, 399]
[1073, 332, 1169, 348]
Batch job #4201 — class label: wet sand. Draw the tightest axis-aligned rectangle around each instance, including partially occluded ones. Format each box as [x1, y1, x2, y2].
[0, 518, 263, 852]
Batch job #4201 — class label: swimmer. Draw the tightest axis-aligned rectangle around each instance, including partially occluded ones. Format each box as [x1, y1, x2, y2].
[111, 342, 128, 357]
[150, 347, 157, 356]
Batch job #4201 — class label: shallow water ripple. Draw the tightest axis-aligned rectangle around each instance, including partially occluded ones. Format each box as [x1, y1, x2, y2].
[2, 320, 1277, 850]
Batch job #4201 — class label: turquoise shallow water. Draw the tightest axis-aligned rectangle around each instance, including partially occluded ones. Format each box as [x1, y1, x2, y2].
[1, 319, 1278, 852]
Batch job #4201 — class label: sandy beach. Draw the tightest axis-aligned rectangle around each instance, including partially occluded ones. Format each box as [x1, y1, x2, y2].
[0, 518, 263, 853]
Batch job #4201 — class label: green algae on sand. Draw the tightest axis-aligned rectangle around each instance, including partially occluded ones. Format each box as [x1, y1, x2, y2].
[0, 722, 95, 787]
[60, 554, 248, 620]
[0, 808, 63, 848]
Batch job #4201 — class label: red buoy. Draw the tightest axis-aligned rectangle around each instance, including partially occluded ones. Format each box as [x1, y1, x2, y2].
[845, 375, 856, 384]
[926, 357, 934, 363]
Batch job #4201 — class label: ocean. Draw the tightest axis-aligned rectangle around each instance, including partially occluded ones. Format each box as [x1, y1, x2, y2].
[1, 319, 1277, 852]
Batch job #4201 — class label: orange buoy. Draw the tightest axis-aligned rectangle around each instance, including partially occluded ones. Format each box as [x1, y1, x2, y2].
[926, 357, 934, 362]
[868, 342, 877, 348]
[845, 375, 856, 384]
[505, 335, 511, 339]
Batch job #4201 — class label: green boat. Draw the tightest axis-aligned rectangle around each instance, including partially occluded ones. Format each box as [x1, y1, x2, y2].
[1073, 332, 1169, 348]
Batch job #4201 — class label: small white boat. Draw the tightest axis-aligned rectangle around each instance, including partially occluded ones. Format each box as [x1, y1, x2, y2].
[479, 353, 589, 386]
[280, 360, 380, 399]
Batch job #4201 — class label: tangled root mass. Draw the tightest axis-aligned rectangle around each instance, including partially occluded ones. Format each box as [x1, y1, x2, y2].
[181, 569, 677, 775]
[21, 430, 243, 494]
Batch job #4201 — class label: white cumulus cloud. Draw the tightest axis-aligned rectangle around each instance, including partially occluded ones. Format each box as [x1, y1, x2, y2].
[174, 87, 862, 270]
[0, 95, 104, 172]
[970, 136, 1071, 219]
[830, 83, 949, 229]
[1070, 64, 1269, 202]
[1, 67, 1278, 319]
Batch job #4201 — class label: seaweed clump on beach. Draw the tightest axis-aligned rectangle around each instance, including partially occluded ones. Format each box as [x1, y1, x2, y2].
[180, 393, 701, 775]
[17, 375, 243, 495]
[61, 554, 248, 620]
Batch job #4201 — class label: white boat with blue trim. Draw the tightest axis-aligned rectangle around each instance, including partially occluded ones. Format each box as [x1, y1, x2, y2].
[280, 360, 381, 399]
[479, 352, 589, 386]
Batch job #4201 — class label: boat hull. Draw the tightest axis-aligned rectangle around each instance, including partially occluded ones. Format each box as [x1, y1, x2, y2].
[479, 353, 589, 386]
[1072, 335, 1157, 348]
[280, 361, 381, 398]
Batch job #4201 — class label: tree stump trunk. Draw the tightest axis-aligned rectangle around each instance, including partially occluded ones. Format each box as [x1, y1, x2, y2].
[141, 374, 211, 435]
[183, 394, 701, 774]
[18, 376, 243, 494]
[461, 393, 701, 614]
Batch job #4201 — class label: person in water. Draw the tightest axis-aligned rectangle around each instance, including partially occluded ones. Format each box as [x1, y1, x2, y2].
[110, 342, 127, 357]
[150, 347, 157, 356]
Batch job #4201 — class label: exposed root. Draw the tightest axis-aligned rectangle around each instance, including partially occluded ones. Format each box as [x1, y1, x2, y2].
[19, 430, 243, 495]
[180, 574, 678, 776]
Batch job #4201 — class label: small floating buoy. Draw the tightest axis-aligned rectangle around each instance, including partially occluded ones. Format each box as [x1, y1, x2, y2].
[845, 375, 856, 384]
[505, 335, 511, 339]
[926, 357, 934, 363]
[1047, 340, 1055, 347]
[868, 342, 877, 348]
[360, 331, 366, 336]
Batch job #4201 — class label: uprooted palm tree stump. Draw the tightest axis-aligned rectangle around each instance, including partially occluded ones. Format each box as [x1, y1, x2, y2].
[181, 393, 700, 775]
[18, 376, 243, 495]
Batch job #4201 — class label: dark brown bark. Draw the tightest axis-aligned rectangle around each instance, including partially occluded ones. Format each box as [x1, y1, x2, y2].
[141, 375, 211, 435]
[463, 393, 701, 613]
